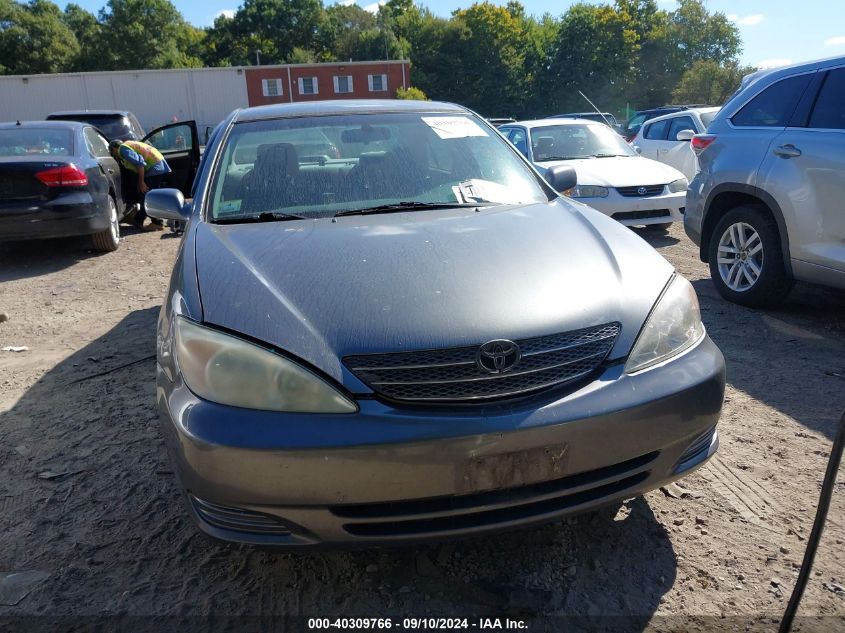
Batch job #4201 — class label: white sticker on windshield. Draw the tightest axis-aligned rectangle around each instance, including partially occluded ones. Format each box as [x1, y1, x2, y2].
[422, 116, 488, 139]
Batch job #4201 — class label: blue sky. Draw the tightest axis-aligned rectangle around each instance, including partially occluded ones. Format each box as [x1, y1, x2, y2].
[67, 0, 845, 69]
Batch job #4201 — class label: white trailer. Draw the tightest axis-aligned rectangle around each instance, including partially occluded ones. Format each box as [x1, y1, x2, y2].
[0, 67, 249, 135]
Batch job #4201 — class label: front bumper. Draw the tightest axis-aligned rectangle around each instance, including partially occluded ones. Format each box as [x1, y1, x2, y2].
[579, 190, 686, 226]
[157, 336, 725, 547]
[0, 192, 108, 241]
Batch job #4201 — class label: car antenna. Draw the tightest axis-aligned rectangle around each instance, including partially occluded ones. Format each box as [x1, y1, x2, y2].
[578, 90, 614, 129]
[16, 120, 21, 126]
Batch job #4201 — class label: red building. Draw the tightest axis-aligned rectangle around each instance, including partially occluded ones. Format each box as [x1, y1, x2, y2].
[245, 60, 410, 107]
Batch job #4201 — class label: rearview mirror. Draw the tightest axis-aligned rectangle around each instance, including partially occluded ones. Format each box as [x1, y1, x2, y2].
[145, 188, 190, 222]
[675, 129, 695, 141]
[545, 165, 577, 193]
[341, 126, 391, 143]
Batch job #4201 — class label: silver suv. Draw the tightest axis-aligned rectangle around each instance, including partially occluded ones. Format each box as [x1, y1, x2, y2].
[685, 55, 845, 307]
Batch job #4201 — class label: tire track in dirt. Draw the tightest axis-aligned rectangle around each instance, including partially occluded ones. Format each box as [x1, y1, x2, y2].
[700, 456, 782, 532]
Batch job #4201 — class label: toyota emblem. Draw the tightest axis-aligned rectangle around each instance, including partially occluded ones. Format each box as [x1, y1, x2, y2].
[477, 340, 521, 374]
[637, 186, 648, 195]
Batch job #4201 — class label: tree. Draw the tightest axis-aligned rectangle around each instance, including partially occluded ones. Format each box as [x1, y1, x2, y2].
[0, 0, 79, 74]
[62, 3, 101, 71]
[97, 0, 199, 69]
[543, 3, 639, 116]
[429, 2, 532, 116]
[672, 59, 753, 105]
[221, 0, 327, 65]
[396, 85, 427, 100]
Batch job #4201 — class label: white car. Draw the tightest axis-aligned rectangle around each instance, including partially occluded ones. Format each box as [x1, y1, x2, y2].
[499, 119, 688, 229]
[631, 107, 720, 181]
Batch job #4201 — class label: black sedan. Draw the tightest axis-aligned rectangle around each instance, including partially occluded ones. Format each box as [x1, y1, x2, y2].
[0, 121, 125, 251]
[0, 120, 200, 251]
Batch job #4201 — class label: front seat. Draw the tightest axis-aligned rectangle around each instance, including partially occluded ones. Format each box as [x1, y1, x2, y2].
[533, 136, 556, 161]
[241, 143, 299, 213]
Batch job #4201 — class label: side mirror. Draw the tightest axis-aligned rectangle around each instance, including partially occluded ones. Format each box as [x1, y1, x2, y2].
[145, 188, 190, 222]
[675, 129, 695, 141]
[545, 165, 577, 193]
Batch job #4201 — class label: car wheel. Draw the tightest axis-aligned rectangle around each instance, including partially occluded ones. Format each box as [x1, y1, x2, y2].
[91, 195, 120, 253]
[646, 222, 673, 231]
[707, 205, 792, 307]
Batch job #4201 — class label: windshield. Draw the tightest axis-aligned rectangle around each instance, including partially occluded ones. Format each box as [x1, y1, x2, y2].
[0, 128, 74, 156]
[529, 123, 636, 161]
[207, 112, 550, 221]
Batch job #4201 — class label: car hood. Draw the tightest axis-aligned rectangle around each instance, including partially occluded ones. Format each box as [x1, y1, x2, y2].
[194, 201, 673, 390]
[538, 156, 685, 187]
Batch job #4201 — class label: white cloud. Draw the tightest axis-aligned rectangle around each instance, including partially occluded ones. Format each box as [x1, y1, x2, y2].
[727, 13, 764, 26]
[756, 58, 792, 69]
[825, 35, 845, 47]
[362, 0, 386, 12]
[215, 9, 235, 20]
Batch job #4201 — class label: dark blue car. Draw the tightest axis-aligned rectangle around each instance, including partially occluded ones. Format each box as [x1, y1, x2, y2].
[0, 120, 200, 251]
[146, 100, 725, 547]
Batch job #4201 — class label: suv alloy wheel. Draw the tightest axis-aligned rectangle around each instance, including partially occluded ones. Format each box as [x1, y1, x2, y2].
[708, 205, 793, 307]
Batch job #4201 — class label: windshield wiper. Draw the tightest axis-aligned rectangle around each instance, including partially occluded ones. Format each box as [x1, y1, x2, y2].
[333, 201, 481, 217]
[592, 153, 629, 158]
[539, 156, 587, 161]
[214, 211, 308, 224]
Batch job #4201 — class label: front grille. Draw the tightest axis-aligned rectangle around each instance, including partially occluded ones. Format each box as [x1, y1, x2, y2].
[616, 184, 665, 197]
[333, 451, 658, 537]
[612, 209, 671, 222]
[190, 496, 291, 536]
[344, 323, 620, 403]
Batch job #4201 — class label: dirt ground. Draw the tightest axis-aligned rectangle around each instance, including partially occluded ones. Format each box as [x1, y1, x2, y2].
[1, 222, 844, 632]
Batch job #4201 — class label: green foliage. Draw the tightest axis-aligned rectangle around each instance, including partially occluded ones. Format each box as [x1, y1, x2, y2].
[0, 0, 749, 120]
[0, 0, 80, 74]
[396, 85, 428, 100]
[62, 4, 101, 71]
[97, 0, 198, 69]
[672, 60, 754, 104]
[205, 0, 326, 66]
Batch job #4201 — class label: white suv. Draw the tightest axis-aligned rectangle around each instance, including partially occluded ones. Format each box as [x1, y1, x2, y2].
[631, 107, 720, 181]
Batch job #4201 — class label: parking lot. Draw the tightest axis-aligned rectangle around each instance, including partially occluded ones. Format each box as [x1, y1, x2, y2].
[1, 224, 843, 629]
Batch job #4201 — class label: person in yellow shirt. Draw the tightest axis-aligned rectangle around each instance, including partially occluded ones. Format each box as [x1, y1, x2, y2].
[109, 139, 171, 231]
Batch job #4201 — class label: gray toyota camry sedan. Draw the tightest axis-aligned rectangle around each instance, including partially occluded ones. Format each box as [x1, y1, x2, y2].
[147, 100, 725, 546]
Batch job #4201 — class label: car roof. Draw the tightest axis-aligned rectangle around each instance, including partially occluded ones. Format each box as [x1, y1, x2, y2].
[48, 110, 133, 117]
[552, 112, 614, 117]
[0, 120, 86, 131]
[640, 107, 721, 125]
[504, 119, 608, 130]
[233, 99, 466, 123]
[739, 54, 845, 90]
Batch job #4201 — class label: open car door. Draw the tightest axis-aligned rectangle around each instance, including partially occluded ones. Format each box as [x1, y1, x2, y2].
[142, 121, 200, 197]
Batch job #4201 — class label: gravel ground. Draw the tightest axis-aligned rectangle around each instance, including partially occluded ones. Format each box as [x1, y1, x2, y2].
[1, 222, 844, 632]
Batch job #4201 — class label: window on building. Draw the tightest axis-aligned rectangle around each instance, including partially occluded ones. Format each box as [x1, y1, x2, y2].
[298, 77, 319, 95]
[368, 74, 387, 92]
[262, 78, 283, 98]
[333, 75, 353, 94]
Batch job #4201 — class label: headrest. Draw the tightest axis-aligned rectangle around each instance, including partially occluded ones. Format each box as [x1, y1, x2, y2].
[254, 142, 298, 179]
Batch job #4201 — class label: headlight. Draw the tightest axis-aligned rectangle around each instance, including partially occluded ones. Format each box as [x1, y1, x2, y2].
[174, 317, 357, 413]
[668, 178, 689, 193]
[625, 275, 705, 373]
[565, 184, 609, 198]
